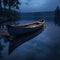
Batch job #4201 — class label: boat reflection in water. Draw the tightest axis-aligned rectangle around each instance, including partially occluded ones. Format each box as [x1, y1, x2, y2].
[9, 27, 44, 55]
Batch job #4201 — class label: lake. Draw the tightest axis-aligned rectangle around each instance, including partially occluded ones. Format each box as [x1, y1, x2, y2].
[0, 13, 60, 60]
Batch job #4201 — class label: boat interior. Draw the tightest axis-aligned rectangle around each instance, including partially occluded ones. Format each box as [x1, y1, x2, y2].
[13, 20, 44, 28]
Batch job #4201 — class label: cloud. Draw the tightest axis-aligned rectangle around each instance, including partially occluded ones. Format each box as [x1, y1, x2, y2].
[19, 0, 60, 12]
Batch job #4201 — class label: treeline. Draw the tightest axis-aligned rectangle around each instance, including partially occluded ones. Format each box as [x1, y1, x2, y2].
[0, 0, 20, 12]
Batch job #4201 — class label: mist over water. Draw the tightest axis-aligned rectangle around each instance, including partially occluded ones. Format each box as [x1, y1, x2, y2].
[0, 12, 60, 60]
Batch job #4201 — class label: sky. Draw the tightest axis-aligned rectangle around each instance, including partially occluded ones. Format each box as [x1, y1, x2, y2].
[19, 0, 60, 12]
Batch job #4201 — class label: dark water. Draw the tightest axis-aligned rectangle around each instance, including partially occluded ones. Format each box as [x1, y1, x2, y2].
[0, 14, 60, 60]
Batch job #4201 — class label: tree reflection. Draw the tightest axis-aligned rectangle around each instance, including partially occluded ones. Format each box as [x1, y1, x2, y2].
[0, 41, 4, 59]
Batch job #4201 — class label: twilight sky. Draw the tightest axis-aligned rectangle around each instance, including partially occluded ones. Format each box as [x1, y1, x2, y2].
[19, 0, 60, 12]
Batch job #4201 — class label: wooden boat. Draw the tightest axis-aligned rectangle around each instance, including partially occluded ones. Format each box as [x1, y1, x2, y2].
[6, 20, 45, 36]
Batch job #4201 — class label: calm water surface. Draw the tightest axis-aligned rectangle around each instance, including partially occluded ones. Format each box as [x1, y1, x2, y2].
[0, 16, 60, 60]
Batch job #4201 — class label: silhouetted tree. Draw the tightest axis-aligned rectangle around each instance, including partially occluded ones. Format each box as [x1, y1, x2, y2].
[0, 0, 2, 10]
[3, 0, 20, 13]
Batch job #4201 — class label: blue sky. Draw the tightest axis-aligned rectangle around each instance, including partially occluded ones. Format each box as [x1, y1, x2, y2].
[19, 0, 60, 12]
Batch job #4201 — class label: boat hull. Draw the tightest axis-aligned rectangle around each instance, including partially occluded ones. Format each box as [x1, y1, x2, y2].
[7, 25, 43, 36]
[7, 20, 44, 36]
